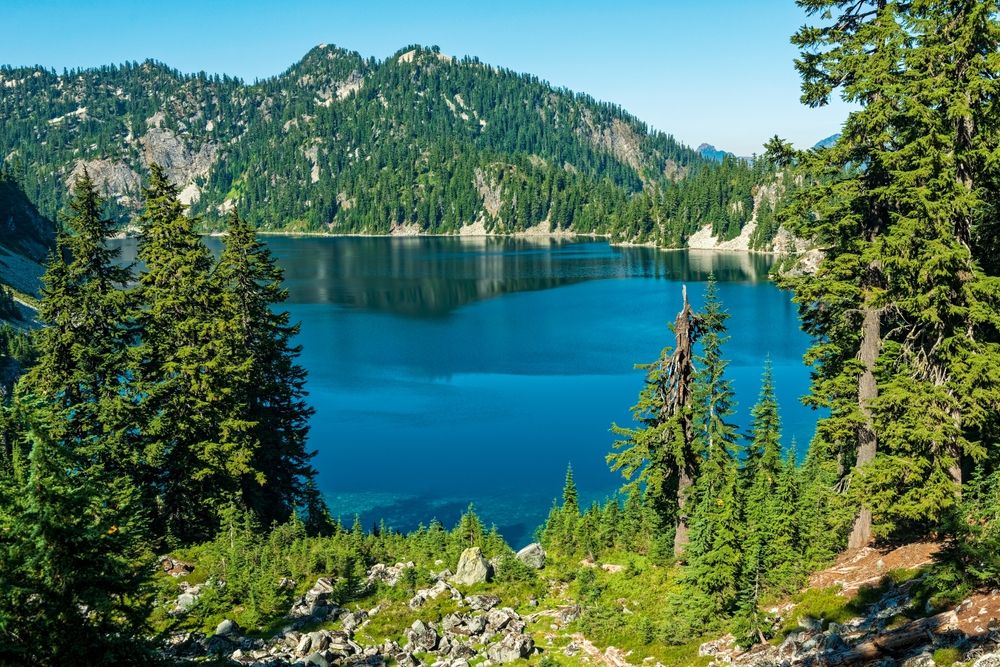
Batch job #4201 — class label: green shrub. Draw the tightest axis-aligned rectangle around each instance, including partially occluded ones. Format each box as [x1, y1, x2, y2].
[932, 647, 962, 666]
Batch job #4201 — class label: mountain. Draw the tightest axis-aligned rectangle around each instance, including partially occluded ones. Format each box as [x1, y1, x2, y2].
[697, 143, 732, 162]
[0, 172, 54, 299]
[813, 133, 840, 149]
[0, 45, 776, 246]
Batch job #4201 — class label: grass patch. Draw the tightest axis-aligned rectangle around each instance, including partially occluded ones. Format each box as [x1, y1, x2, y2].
[355, 594, 461, 646]
[779, 587, 855, 635]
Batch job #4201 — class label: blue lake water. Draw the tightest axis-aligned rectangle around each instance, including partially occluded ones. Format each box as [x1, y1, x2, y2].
[114, 236, 817, 547]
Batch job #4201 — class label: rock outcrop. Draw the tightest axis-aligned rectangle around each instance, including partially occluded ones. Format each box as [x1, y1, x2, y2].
[515, 543, 546, 569]
[450, 547, 491, 586]
[163, 585, 538, 667]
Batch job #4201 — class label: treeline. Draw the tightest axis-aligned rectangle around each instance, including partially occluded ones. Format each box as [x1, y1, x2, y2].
[540, 280, 844, 646]
[0, 166, 329, 663]
[0, 43, 776, 247]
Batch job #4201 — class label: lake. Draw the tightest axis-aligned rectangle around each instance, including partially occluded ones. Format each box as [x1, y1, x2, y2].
[114, 236, 816, 547]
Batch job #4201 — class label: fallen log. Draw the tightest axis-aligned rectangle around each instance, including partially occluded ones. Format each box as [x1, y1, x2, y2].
[816, 610, 957, 665]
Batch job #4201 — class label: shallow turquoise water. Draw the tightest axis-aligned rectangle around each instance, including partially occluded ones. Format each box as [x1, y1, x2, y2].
[115, 236, 816, 547]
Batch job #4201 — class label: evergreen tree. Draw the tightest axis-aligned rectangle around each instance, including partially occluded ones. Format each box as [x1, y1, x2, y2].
[783, 0, 1000, 545]
[609, 285, 700, 556]
[454, 504, 485, 547]
[23, 170, 136, 475]
[741, 361, 783, 590]
[683, 277, 742, 613]
[769, 447, 801, 589]
[133, 164, 248, 543]
[733, 362, 792, 643]
[0, 408, 154, 665]
[216, 209, 320, 528]
[561, 463, 579, 514]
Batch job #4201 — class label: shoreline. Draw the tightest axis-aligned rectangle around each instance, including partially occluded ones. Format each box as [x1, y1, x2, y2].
[249, 230, 795, 256]
[116, 228, 798, 257]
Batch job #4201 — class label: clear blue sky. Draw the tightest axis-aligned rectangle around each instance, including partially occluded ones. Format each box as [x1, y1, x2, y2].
[5, 0, 851, 155]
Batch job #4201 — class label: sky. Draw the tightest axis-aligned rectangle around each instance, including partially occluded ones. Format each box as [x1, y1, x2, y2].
[4, 0, 853, 156]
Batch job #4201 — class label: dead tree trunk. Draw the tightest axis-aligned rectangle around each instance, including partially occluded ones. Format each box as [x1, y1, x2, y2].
[668, 285, 698, 557]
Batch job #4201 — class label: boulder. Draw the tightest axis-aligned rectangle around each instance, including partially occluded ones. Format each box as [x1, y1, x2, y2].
[203, 634, 237, 656]
[515, 543, 546, 569]
[467, 594, 501, 612]
[442, 612, 487, 637]
[396, 652, 421, 667]
[410, 579, 460, 608]
[289, 577, 340, 619]
[342, 609, 368, 632]
[325, 630, 355, 656]
[451, 547, 491, 586]
[485, 633, 534, 664]
[485, 607, 522, 634]
[303, 652, 330, 667]
[901, 653, 936, 667]
[214, 619, 240, 637]
[368, 561, 415, 587]
[449, 642, 477, 660]
[173, 592, 199, 613]
[558, 604, 581, 624]
[163, 631, 207, 659]
[407, 619, 439, 652]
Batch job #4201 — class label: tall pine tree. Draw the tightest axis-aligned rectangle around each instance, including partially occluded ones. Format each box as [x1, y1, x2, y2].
[783, 0, 1000, 544]
[134, 164, 250, 543]
[683, 277, 743, 612]
[216, 209, 321, 529]
[23, 170, 136, 475]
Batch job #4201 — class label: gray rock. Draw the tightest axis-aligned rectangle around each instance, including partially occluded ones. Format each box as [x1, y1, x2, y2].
[974, 654, 1000, 667]
[396, 652, 421, 667]
[515, 543, 546, 569]
[296, 634, 314, 656]
[558, 605, 581, 624]
[308, 631, 331, 653]
[485, 633, 534, 664]
[451, 547, 491, 586]
[342, 609, 368, 632]
[302, 651, 330, 667]
[799, 616, 823, 632]
[164, 631, 207, 658]
[368, 562, 415, 587]
[289, 577, 340, 620]
[407, 619, 439, 652]
[174, 592, 199, 612]
[467, 594, 501, 612]
[410, 579, 460, 608]
[823, 632, 848, 653]
[485, 607, 521, 633]
[215, 619, 240, 637]
[326, 630, 355, 656]
[203, 634, 237, 655]
[442, 612, 487, 637]
[901, 653, 936, 667]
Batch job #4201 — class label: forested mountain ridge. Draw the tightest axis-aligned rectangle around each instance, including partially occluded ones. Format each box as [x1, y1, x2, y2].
[0, 45, 779, 246]
[0, 172, 53, 298]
